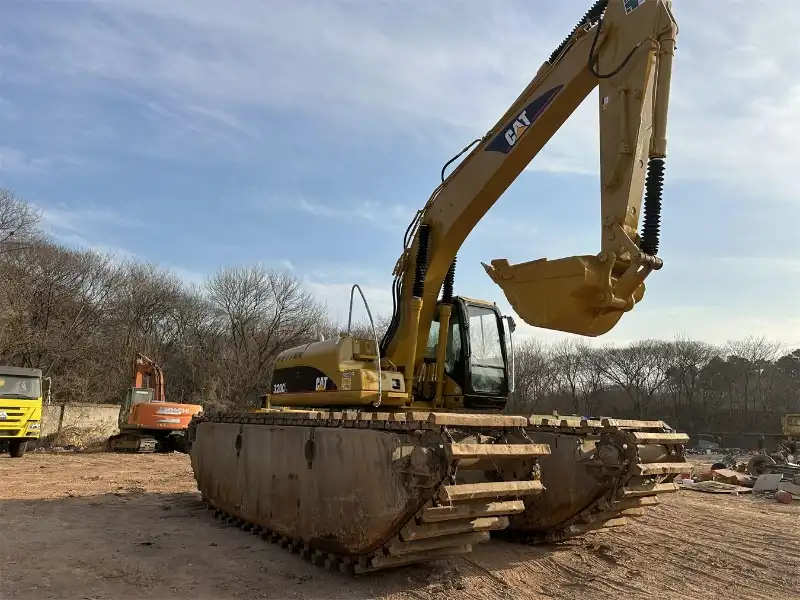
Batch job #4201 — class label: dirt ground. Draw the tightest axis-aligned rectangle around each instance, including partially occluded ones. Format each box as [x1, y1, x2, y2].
[1, 452, 798, 600]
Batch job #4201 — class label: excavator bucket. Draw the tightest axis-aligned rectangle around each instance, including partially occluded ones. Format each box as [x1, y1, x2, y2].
[483, 255, 646, 337]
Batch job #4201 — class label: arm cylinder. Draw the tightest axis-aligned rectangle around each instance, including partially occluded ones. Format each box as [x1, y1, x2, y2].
[651, 28, 676, 158]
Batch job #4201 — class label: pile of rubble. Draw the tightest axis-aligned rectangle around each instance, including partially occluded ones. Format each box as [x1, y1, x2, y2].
[685, 439, 734, 455]
[675, 459, 800, 504]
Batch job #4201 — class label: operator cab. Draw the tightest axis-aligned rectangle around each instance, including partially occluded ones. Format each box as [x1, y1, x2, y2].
[425, 296, 513, 410]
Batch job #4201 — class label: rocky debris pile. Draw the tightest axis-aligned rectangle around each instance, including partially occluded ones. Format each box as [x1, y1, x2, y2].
[675, 462, 800, 503]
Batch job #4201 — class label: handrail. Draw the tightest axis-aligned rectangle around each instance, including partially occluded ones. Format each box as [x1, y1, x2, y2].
[347, 284, 382, 408]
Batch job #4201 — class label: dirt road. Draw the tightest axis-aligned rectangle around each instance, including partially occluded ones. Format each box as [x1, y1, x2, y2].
[1, 453, 798, 600]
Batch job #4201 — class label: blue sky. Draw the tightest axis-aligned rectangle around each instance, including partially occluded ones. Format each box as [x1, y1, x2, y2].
[2, 0, 800, 348]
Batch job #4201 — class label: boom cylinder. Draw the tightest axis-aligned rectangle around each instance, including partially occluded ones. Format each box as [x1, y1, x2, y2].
[404, 297, 424, 400]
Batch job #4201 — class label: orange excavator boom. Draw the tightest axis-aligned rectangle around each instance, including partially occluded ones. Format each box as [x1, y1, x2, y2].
[132, 352, 165, 402]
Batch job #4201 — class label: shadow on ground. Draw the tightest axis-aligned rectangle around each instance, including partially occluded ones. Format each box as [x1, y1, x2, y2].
[0, 489, 558, 600]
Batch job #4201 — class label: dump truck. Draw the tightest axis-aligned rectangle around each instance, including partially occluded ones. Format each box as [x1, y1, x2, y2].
[0, 366, 48, 457]
[781, 413, 800, 443]
[187, 0, 688, 574]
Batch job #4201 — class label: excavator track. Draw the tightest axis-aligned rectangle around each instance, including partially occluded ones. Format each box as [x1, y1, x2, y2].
[187, 409, 548, 573]
[107, 430, 190, 454]
[187, 409, 687, 574]
[508, 416, 688, 543]
[106, 432, 158, 454]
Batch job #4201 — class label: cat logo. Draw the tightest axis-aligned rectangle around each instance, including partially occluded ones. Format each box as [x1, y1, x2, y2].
[624, 0, 644, 14]
[0, 412, 6, 421]
[503, 111, 532, 147]
[485, 85, 563, 155]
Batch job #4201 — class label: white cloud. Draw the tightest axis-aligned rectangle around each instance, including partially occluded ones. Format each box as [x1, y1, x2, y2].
[49, 230, 138, 262]
[5, 0, 800, 347]
[39, 203, 143, 235]
[7, 0, 800, 194]
[0, 147, 50, 174]
[254, 192, 410, 229]
[31, 202, 144, 262]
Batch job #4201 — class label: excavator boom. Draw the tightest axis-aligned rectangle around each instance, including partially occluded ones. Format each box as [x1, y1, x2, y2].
[381, 0, 677, 379]
[132, 352, 165, 401]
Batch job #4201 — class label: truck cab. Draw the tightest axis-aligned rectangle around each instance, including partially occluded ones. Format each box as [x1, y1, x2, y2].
[0, 366, 46, 457]
[781, 414, 800, 441]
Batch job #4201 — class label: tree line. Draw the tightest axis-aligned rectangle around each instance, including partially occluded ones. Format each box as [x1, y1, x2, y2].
[509, 336, 799, 433]
[1, 189, 797, 433]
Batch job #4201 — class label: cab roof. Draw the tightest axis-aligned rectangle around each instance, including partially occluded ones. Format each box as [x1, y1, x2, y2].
[0, 366, 42, 378]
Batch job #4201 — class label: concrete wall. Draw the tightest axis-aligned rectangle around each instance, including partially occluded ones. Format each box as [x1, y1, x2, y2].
[39, 402, 121, 448]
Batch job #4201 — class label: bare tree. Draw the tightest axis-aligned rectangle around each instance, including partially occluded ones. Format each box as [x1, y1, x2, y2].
[576, 345, 608, 417]
[0, 243, 120, 369]
[508, 337, 555, 414]
[0, 188, 43, 253]
[551, 338, 590, 413]
[205, 265, 327, 407]
[725, 336, 783, 422]
[665, 334, 720, 421]
[598, 339, 671, 418]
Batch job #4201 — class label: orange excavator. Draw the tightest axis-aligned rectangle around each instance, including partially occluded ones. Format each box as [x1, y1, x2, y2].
[106, 352, 203, 453]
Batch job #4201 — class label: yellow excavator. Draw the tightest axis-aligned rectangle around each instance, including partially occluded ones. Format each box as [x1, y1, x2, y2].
[187, 0, 688, 574]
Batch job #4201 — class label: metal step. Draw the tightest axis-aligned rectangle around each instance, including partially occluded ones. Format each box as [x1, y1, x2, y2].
[632, 431, 691, 444]
[399, 516, 509, 541]
[619, 482, 679, 498]
[422, 500, 526, 523]
[438, 480, 543, 503]
[446, 443, 550, 460]
[634, 462, 690, 476]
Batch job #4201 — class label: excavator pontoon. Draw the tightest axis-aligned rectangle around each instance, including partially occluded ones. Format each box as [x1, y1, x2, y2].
[188, 0, 688, 573]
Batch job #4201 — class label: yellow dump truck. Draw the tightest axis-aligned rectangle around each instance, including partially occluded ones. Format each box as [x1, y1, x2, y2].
[782, 414, 800, 441]
[0, 366, 47, 457]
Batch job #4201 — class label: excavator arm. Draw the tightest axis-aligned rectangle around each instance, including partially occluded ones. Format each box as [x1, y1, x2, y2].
[132, 352, 165, 402]
[380, 0, 678, 388]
